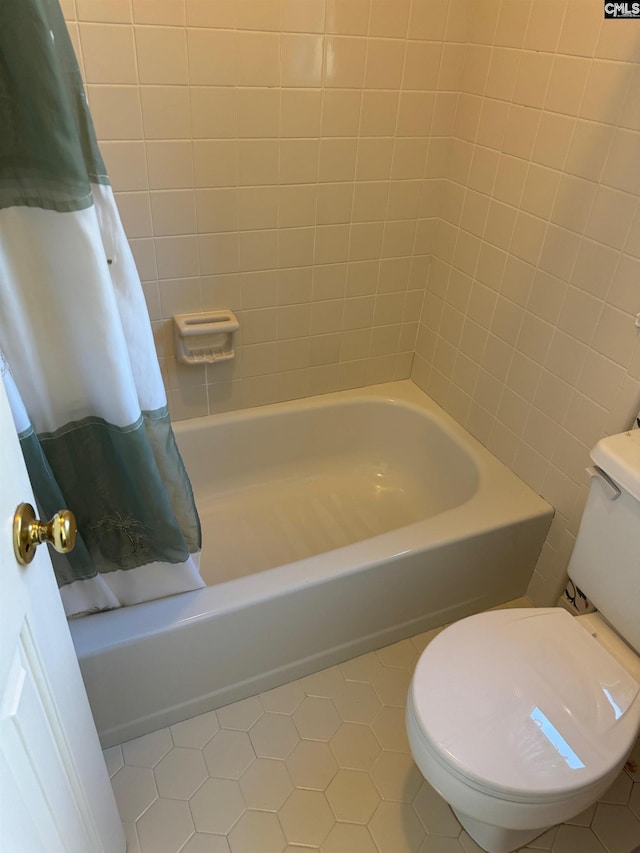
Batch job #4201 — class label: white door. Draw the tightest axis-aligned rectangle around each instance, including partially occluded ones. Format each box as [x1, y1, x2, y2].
[0, 376, 124, 852]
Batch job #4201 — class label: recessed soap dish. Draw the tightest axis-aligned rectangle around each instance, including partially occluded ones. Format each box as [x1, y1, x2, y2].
[173, 311, 239, 365]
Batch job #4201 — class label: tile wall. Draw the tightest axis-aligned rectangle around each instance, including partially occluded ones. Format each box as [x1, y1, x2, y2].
[411, 0, 640, 605]
[61, 0, 448, 418]
[62, 0, 640, 606]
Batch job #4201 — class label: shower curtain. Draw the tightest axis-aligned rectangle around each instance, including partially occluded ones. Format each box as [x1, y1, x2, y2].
[0, 0, 204, 616]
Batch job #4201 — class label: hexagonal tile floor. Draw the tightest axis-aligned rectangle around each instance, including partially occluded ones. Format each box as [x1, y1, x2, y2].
[105, 598, 640, 853]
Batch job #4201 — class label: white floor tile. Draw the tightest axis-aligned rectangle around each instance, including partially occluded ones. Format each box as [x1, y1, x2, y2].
[460, 832, 487, 852]
[600, 771, 633, 806]
[286, 739, 338, 789]
[179, 834, 230, 853]
[170, 710, 220, 750]
[279, 789, 334, 846]
[370, 750, 423, 802]
[325, 769, 380, 823]
[376, 638, 419, 670]
[300, 666, 346, 699]
[136, 798, 194, 853]
[249, 712, 299, 759]
[333, 680, 382, 724]
[418, 836, 466, 853]
[216, 697, 263, 732]
[122, 729, 172, 768]
[339, 651, 385, 684]
[330, 721, 381, 770]
[122, 821, 141, 853]
[371, 706, 411, 753]
[321, 821, 378, 853]
[412, 781, 461, 837]
[203, 729, 255, 778]
[371, 665, 412, 707]
[293, 695, 342, 740]
[110, 764, 158, 823]
[106, 601, 640, 853]
[154, 747, 208, 800]
[368, 801, 426, 853]
[227, 810, 286, 853]
[566, 803, 596, 827]
[260, 681, 305, 714]
[551, 824, 607, 853]
[592, 803, 640, 853]
[525, 825, 558, 849]
[238, 757, 293, 811]
[630, 782, 640, 819]
[189, 778, 245, 835]
[103, 744, 124, 778]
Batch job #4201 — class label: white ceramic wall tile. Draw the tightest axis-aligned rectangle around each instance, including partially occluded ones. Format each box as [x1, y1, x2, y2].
[66, 0, 640, 611]
[407, 0, 640, 608]
[132, 0, 185, 27]
[135, 26, 188, 84]
[76, 0, 131, 23]
[140, 86, 191, 139]
[79, 23, 138, 83]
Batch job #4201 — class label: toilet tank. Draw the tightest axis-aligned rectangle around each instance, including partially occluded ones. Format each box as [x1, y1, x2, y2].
[568, 428, 640, 654]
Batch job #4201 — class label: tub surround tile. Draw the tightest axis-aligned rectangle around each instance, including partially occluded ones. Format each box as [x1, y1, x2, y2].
[70, 0, 640, 670]
[405, 2, 640, 615]
[76, 0, 131, 23]
[79, 23, 138, 83]
[108, 598, 640, 853]
[68, 3, 433, 428]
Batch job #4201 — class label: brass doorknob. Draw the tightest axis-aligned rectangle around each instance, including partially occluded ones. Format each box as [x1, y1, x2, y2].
[13, 503, 77, 565]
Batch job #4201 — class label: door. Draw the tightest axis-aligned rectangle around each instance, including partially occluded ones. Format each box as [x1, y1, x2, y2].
[0, 376, 124, 852]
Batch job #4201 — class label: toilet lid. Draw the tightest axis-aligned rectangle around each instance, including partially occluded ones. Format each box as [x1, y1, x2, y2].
[411, 608, 640, 802]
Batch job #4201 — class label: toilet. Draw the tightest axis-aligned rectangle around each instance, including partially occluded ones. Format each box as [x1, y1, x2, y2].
[406, 427, 640, 853]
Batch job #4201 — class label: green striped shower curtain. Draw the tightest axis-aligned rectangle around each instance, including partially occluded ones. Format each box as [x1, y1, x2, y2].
[0, 0, 203, 616]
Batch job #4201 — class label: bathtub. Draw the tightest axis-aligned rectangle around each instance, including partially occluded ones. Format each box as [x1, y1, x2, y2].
[70, 380, 553, 747]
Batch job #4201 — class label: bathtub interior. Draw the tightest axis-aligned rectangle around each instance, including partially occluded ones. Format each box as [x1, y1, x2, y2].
[176, 397, 480, 585]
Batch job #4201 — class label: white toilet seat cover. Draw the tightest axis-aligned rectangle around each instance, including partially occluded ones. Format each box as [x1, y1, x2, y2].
[411, 608, 640, 801]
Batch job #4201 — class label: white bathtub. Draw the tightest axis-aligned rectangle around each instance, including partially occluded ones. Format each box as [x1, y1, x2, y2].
[70, 381, 553, 747]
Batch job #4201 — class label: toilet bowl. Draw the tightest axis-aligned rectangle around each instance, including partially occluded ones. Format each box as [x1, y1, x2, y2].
[406, 427, 640, 853]
[407, 607, 640, 853]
